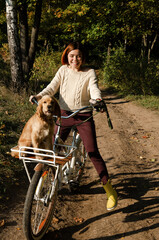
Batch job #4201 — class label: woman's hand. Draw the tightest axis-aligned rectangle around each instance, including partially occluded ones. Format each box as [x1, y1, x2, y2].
[29, 95, 42, 104]
[95, 99, 105, 113]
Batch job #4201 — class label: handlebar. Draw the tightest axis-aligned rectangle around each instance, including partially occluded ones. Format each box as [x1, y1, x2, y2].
[59, 105, 93, 119]
[30, 97, 113, 129]
[57, 99, 113, 129]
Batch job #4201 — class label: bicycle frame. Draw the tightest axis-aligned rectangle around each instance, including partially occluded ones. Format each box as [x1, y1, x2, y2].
[10, 100, 113, 240]
[11, 100, 111, 194]
[11, 103, 100, 194]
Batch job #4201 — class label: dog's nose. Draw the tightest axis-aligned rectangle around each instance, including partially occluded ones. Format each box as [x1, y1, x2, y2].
[48, 105, 52, 109]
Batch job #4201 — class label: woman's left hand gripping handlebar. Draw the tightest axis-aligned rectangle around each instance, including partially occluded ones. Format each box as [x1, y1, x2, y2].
[29, 95, 42, 105]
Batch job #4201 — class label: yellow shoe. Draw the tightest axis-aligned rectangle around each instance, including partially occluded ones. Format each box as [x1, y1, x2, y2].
[103, 180, 118, 210]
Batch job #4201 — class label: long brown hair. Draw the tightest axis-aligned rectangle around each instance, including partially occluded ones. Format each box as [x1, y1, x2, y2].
[61, 42, 85, 65]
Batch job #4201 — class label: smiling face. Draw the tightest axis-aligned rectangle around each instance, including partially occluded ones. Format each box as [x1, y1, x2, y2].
[67, 49, 83, 71]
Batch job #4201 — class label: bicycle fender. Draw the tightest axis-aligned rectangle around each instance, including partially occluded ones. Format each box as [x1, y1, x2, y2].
[34, 163, 44, 171]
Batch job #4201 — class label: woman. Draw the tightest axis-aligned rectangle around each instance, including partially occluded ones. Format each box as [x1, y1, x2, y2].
[30, 42, 117, 210]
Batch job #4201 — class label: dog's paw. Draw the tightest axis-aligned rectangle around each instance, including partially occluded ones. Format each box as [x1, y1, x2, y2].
[35, 154, 44, 160]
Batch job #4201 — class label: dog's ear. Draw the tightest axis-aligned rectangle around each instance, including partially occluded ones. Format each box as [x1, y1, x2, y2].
[37, 99, 44, 117]
[53, 97, 61, 119]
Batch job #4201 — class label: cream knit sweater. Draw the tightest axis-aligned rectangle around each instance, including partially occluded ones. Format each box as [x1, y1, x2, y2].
[38, 65, 102, 112]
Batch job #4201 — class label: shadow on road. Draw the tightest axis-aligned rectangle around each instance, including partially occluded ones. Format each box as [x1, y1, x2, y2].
[44, 169, 159, 240]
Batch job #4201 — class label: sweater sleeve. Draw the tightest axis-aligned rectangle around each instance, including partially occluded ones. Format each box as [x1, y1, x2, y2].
[37, 66, 63, 97]
[88, 69, 102, 100]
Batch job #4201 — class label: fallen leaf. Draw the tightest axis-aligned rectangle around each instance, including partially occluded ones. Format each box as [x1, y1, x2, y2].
[0, 124, 5, 129]
[150, 158, 156, 162]
[130, 136, 138, 140]
[52, 217, 59, 224]
[73, 217, 84, 223]
[0, 219, 5, 227]
[142, 135, 149, 139]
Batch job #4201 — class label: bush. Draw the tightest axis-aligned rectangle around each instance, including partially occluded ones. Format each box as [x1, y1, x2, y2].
[0, 44, 11, 87]
[30, 48, 62, 93]
[103, 47, 159, 95]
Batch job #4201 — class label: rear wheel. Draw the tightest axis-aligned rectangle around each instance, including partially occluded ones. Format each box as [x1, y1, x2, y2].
[76, 139, 87, 182]
[23, 166, 58, 240]
[69, 139, 87, 191]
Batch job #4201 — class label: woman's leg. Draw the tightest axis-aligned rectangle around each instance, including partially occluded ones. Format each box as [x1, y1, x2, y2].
[76, 115, 109, 185]
[54, 110, 73, 142]
[76, 114, 117, 210]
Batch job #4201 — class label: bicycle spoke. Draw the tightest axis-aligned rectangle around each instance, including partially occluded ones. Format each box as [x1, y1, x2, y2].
[23, 166, 58, 240]
[68, 139, 87, 191]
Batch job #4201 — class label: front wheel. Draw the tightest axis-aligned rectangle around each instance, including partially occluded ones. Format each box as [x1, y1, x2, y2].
[23, 166, 58, 240]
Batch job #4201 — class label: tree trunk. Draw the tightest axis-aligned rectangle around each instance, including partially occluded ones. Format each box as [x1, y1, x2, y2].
[28, 0, 43, 73]
[107, 42, 111, 64]
[19, 0, 29, 79]
[148, 33, 158, 64]
[6, 0, 43, 90]
[6, 0, 24, 91]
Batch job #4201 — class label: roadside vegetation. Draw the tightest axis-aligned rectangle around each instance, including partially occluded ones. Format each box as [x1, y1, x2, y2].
[0, 84, 35, 201]
[102, 46, 159, 110]
[0, 47, 159, 203]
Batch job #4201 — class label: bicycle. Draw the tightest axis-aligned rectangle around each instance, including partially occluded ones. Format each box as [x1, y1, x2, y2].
[11, 99, 113, 240]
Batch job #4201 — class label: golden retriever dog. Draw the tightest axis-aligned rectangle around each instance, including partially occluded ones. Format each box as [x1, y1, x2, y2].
[11, 95, 61, 159]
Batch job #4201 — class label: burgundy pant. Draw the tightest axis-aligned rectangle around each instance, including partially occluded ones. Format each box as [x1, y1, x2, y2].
[54, 110, 109, 185]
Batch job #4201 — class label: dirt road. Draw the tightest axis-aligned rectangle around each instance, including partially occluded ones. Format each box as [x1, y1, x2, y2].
[1, 93, 159, 240]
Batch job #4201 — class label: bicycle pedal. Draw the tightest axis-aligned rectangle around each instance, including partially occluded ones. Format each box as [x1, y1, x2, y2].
[69, 180, 79, 192]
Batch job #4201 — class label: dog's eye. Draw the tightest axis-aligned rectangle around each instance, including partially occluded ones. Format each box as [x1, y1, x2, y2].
[43, 101, 47, 104]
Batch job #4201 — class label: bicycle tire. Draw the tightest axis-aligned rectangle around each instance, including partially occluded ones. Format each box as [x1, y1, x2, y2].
[23, 166, 58, 240]
[69, 138, 87, 191]
[76, 139, 87, 182]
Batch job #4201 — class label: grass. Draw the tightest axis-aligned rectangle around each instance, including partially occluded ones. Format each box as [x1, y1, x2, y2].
[0, 85, 37, 200]
[126, 95, 159, 110]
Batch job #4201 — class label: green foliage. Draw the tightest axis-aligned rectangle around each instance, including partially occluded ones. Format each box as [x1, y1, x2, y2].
[0, 46, 11, 87]
[1, 0, 159, 94]
[0, 85, 35, 197]
[30, 48, 61, 93]
[103, 47, 159, 95]
[0, 4, 7, 45]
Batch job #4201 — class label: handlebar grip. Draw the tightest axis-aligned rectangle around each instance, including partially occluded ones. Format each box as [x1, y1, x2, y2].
[31, 97, 39, 105]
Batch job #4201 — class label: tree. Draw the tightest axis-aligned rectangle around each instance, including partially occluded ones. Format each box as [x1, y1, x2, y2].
[5, 0, 43, 91]
[6, 0, 24, 90]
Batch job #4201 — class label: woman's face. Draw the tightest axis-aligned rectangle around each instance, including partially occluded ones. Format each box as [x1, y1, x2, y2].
[67, 49, 83, 71]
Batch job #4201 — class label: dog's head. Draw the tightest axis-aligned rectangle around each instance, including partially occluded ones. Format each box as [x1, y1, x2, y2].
[37, 95, 61, 119]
